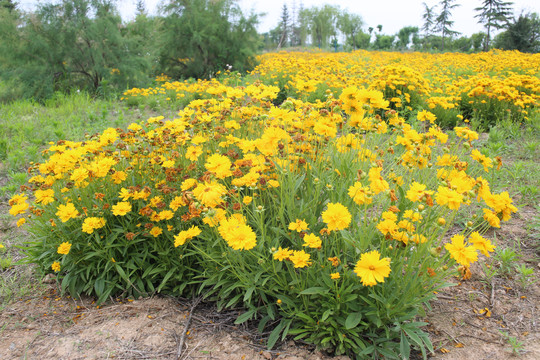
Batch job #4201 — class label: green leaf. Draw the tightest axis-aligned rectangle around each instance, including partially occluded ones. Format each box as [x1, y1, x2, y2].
[345, 312, 362, 330]
[267, 321, 285, 349]
[400, 331, 411, 360]
[244, 286, 256, 303]
[321, 308, 333, 322]
[156, 268, 175, 293]
[234, 308, 256, 325]
[226, 293, 242, 308]
[298, 287, 327, 295]
[257, 315, 271, 333]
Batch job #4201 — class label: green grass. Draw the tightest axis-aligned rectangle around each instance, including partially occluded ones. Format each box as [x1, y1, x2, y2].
[0, 91, 178, 198]
[480, 114, 540, 207]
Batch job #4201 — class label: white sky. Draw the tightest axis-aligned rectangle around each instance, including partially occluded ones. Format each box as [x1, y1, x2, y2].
[19, 0, 540, 36]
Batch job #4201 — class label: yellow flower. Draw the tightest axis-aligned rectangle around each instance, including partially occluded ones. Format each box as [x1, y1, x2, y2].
[321, 202, 351, 231]
[158, 210, 174, 221]
[51, 261, 61, 272]
[16, 218, 26, 227]
[35, 189, 55, 205]
[218, 217, 257, 250]
[445, 235, 478, 267]
[435, 186, 463, 210]
[289, 250, 311, 268]
[243, 196, 253, 205]
[330, 272, 340, 280]
[469, 232, 495, 257]
[417, 110, 436, 123]
[56, 203, 80, 222]
[303, 233, 322, 248]
[149, 226, 163, 237]
[273, 247, 292, 261]
[288, 219, 308, 232]
[483, 208, 500, 228]
[174, 226, 201, 247]
[112, 201, 132, 216]
[368, 167, 389, 194]
[111, 171, 127, 184]
[169, 196, 185, 212]
[406, 182, 433, 202]
[348, 182, 372, 206]
[205, 154, 232, 179]
[57, 242, 72, 255]
[192, 181, 227, 208]
[354, 250, 391, 286]
[81, 217, 107, 234]
[185, 146, 203, 161]
[181, 178, 197, 191]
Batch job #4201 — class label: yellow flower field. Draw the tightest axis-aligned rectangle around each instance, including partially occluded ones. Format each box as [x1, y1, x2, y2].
[9, 50, 535, 358]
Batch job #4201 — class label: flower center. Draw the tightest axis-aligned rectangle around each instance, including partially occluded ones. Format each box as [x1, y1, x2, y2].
[369, 265, 376, 270]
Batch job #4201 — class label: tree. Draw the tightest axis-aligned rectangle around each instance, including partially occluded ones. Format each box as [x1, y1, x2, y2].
[304, 5, 339, 49]
[0, 0, 16, 12]
[159, 0, 259, 79]
[277, 4, 289, 49]
[295, 6, 309, 46]
[435, 0, 460, 51]
[471, 32, 487, 51]
[494, 12, 540, 53]
[0, 0, 150, 99]
[337, 12, 363, 50]
[422, 2, 437, 36]
[475, 0, 513, 51]
[397, 26, 419, 49]
[135, 0, 146, 16]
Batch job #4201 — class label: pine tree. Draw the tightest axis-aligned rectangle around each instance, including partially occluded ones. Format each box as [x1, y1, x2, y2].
[435, 0, 460, 51]
[475, 0, 513, 51]
[422, 2, 437, 36]
[277, 4, 289, 49]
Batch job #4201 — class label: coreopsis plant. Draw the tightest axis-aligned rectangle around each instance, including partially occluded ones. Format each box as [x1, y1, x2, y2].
[13, 74, 517, 358]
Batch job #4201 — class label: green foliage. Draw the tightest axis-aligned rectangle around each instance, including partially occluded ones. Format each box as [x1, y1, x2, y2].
[337, 12, 364, 50]
[301, 5, 340, 49]
[159, 0, 259, 79]
[474, 0, 514, 50]
[435, 0, 461, 51]
[0, 0, 151, 100]
[494, 247, 519, 276]
[494, 12, 540, 53]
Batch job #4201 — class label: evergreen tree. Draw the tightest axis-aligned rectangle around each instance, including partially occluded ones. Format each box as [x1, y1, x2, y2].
[435, 0, 460, 51]
[422, 2, 437, 36]
[0, 0, 149, 99]
[277, 4, 289, 49]
[475, 0, 513, 51]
